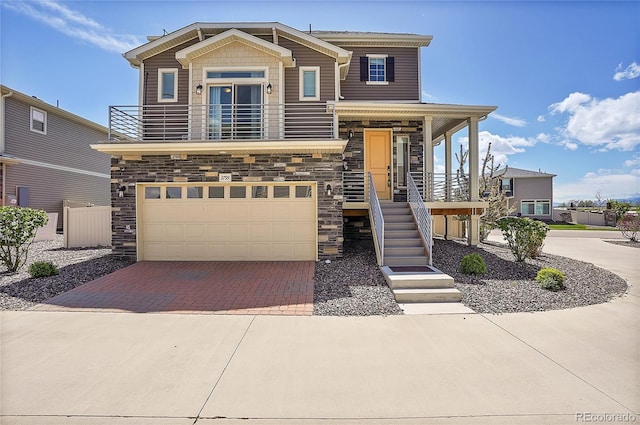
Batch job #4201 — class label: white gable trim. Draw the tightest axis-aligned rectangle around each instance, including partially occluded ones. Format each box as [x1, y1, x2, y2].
[175, 29, 294, 68]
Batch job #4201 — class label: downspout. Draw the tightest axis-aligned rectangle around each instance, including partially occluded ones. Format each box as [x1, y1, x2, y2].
[1, 89, 14, 206]
[337, 62, 349, 100]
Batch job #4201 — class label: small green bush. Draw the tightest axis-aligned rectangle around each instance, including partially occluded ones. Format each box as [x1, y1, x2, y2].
[29, 261, 59, 278]
[496, 217, 550, 262]
[460, 253, 486, 275]
[536, 267, 565, 291]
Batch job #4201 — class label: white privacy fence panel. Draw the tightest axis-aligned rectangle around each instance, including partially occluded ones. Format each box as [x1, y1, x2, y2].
[63, 206, 112, 248]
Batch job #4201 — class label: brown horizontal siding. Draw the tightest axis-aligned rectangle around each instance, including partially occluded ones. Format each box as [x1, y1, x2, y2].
[341, 47, 420, 101]
[143, 38, 199, 106]
[4, 97, 109, 174]
[278, 36, 336, 103]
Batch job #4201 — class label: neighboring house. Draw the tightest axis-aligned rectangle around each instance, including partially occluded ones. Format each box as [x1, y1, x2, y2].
[0, 85, 110, 228]
[495, 167, 556, 220]
[92, 22, 496, 262]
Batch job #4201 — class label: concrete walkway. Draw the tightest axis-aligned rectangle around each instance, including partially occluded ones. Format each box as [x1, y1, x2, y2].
[1, 231, 638, 424]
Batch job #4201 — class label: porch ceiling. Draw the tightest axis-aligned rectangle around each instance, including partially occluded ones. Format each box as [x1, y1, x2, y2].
[91, 140, 348, 156]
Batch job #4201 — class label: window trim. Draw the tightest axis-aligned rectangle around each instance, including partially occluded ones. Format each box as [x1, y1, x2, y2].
[299, 66, 320, 101]
[521, 199, 551, 216]
[157, 68, 178, 103]
[30, 106, 47, 134]
[396, 135, 410, 188]
[366, 54, 389, 86]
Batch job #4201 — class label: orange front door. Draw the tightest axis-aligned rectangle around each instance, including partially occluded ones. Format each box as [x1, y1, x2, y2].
[365, 130, 392, 200]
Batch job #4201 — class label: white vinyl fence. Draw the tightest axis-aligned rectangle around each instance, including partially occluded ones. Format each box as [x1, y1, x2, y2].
[63, 206, 112, 248]
[553, 208, 606, 226]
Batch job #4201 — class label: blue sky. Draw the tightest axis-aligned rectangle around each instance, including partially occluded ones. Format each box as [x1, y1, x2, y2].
[1, 0, 638, 203]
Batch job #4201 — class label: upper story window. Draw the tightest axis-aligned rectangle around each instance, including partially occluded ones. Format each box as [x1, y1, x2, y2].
[360, 55, 395, 85]
[30, 107, 47, 134]
[501, 178, 513, 197]
[158, 68, 178, 102]
[207, 71, 265, 79]
[299, 66, 320, 101]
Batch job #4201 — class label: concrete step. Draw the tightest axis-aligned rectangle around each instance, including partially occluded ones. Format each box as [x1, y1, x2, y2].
[384, 238, 423, 247]
[384, 246, 426, 258]
[383, 255, 430, 266]
[381, 267, 455, 289]
[393, 288, 462, 303]
[399, 303, 475, 315]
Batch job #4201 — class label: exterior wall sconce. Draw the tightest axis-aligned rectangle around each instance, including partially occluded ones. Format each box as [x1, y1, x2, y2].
[118, 185, 127, 198]
[195, 84, 203, 95]
[266, 83, 272, 95]
[326, 184, 332, 196]
[348, 129, 354, 139]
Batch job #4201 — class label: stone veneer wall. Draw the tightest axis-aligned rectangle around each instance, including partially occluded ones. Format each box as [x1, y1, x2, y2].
[110, 152, 344, 260]
[339, 119, 424, 203]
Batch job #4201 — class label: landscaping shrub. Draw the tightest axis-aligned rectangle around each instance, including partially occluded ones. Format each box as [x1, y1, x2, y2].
[536, 267, 565, 291]
[617, 214, 640, 242]
[460, 253, 486, 275]
[496, 217, 550, 262]
[29, 261, 59, 278]
[0, 207, 49, 272]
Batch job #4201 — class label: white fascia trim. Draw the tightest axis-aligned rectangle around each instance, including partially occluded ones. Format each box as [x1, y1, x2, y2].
[14, 158, 110, 179]
[175, 28, 293, 68]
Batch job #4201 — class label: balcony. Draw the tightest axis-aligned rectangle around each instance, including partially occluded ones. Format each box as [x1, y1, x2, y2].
[108, 103, 336, 142]
[342, 171, 471, 203]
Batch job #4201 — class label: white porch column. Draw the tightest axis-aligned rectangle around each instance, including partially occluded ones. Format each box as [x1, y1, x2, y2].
[423, 116, 433, 199]
[467, 116, 480, 245]
[444, 131, 455, 239]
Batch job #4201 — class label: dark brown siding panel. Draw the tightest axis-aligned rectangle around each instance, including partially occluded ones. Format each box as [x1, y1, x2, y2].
[142, 38, 199, 106]
[342, 47, 419, 101]
[278, 37, 336, 103]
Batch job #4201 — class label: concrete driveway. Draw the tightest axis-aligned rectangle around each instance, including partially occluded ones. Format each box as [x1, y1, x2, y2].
[1, 231, 638, 424]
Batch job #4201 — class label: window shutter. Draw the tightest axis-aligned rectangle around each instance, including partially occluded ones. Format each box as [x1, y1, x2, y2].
[387, 57, 395, 82]
[360, 57, 368, 81]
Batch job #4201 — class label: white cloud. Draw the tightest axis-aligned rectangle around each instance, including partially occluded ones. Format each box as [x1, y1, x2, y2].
[537, 115, 546, 123]
[558, 140, 578, 151]
[457, 131, 537, 168]
[549, 91, 640, 151]
[2, 0, 142, 53]
[536, 133, 551, 143]
[491, 113, 527, 127]
[624, 155, 640, 168]
[614, 62, 640, 81]
[554, 169, 640, 203]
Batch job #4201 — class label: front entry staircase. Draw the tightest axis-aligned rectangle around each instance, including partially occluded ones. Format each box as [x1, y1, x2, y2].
[379, 202, 462, 305]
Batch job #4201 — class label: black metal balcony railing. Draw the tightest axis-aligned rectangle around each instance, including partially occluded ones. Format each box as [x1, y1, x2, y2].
[108, 103, 336, 142]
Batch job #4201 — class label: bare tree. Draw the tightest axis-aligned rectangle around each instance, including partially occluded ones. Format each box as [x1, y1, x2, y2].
[594, 190, 605, 211]
[478, 142, 515, 241]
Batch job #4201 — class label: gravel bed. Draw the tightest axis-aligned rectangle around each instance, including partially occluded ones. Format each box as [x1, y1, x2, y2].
[0, 235, 134, 310]
[314, 240, 403, 316]
[604, 240, 640, 248]
[1, 234, 629, 315]
[432, 239, 629, 314]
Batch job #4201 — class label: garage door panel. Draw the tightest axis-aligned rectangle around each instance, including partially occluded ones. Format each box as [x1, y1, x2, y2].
[139, 183, 317, 261]
[227, 224, 249, 242]
[185, 224, 207, 241]
[249, 223, 272, 241]
[165, 224, 185, 240]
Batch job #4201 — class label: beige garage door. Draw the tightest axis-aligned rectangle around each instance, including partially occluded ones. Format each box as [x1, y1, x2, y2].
[138, 183, 317, 261]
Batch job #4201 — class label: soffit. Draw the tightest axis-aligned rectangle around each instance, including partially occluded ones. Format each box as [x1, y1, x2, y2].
[91, 140, 348, 156]
[175, 29, 294, 68]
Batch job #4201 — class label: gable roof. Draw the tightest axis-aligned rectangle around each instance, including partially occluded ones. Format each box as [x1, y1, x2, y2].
[1, 85, 107, 135]
[125, 22, 351, 67]
[497, 167, 556, 178]
[175, 29, 295, 68]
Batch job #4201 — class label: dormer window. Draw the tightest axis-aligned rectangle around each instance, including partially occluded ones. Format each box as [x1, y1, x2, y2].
[360, 55, 395, 85]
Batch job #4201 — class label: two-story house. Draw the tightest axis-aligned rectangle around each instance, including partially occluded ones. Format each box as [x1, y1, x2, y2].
[1, 85, 110, 228]
[92, 22, 496, 264]
[496, 167, 556, 220]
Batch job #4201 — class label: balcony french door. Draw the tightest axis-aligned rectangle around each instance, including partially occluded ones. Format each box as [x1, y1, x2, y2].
[208, 84, 262, 140]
